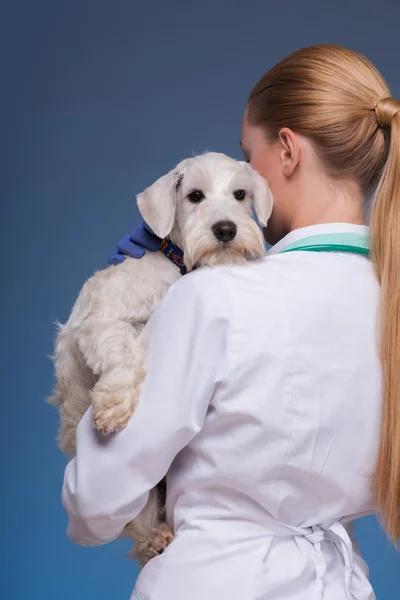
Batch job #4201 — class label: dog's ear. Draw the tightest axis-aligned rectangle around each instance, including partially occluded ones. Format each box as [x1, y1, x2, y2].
[136, 170, 180, 238]
[251, 171, 274, 227]
[239, 162, 274, 227]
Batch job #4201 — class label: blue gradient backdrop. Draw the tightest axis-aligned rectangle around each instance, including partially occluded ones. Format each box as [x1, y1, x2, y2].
[1, 1, 399, 598]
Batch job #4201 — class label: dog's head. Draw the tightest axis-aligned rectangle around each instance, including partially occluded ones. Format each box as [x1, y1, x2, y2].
[137, 152, 273, 270]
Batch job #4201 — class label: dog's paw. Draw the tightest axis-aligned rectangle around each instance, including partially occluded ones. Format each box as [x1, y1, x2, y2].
[141, 524, 175, 565]
[91, 385, 138, 435]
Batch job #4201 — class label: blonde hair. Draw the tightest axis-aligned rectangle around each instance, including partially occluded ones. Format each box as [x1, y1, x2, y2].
[248, 45, 400, 544]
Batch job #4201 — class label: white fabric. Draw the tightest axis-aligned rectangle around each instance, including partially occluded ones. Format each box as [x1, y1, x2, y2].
[62, 223, 381, 600]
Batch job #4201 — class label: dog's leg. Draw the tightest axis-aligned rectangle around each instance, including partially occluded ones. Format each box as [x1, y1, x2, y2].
[123, 484, 175, 567]
[75, 319, 147, 435]
[49, 323, 98, 456]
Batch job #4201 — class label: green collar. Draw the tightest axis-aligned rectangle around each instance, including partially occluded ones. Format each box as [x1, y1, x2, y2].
[278, 232, 370, 256]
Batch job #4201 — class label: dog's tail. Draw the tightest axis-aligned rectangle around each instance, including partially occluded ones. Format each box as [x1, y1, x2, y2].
[48, 321, 96, 456]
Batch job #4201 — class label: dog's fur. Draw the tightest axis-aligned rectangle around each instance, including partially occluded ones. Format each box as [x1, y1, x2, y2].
[49, 152, 273, 565]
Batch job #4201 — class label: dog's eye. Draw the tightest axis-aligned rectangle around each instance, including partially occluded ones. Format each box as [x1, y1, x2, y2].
[233, 189, 246, 201]
[188, 190, 205, 203]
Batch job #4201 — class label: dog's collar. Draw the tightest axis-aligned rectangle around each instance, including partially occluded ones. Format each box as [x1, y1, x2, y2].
[160, 238, 188, 275]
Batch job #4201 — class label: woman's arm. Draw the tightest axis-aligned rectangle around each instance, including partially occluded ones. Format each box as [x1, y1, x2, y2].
[62, 269, 230, 546]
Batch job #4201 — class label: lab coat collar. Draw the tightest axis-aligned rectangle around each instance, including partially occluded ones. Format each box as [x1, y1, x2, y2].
[267, 223, 370, 256]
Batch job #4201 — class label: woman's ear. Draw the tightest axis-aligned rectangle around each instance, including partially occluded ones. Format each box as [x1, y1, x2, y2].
[278, 128, 300, 177]
[136, 170, 180, 238]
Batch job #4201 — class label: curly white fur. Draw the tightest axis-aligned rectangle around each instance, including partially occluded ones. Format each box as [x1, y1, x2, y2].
[49, 152, 273, 565]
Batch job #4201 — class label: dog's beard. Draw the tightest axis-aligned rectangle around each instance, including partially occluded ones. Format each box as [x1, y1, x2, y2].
[183, 219, 265, 271]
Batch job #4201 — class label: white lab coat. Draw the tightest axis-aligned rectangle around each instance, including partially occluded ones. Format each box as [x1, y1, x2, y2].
[62, 223, 381, 600]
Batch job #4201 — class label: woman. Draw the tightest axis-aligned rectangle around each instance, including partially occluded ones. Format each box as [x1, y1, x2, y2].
[62, 45, 400, 599]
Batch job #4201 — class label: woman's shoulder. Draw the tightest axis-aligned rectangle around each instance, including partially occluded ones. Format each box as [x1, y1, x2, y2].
[173, 259, 279, 297]
[171, 258, 287, 320]
[183, 252, 379, 321]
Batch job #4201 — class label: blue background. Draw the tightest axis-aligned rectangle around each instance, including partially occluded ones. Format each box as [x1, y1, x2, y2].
[1, 1, 399, 598]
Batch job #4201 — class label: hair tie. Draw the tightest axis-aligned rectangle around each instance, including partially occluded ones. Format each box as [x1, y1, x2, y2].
[374, 98, 400, 129]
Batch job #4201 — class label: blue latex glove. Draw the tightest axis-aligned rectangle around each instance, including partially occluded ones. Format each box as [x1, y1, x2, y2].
[108, 222, 162, 265]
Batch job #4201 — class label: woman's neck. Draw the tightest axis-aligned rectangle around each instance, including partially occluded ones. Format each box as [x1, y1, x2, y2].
[288, 174, 365, 232]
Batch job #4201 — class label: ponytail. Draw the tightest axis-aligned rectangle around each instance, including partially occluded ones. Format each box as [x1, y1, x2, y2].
[370, 97, 400, 544]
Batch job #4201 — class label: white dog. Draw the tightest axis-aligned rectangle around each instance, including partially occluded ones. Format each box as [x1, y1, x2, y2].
[49, 152, 273, 566]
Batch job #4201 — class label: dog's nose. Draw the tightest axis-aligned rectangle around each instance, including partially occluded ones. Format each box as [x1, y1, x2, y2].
[212, 221, 237, 243]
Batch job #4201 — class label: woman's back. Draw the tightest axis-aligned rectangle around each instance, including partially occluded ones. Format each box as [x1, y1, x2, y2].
[133, 224, 381, 600]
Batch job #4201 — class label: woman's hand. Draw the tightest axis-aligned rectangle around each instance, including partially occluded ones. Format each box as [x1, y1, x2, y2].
[108, 222, 162, 265]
